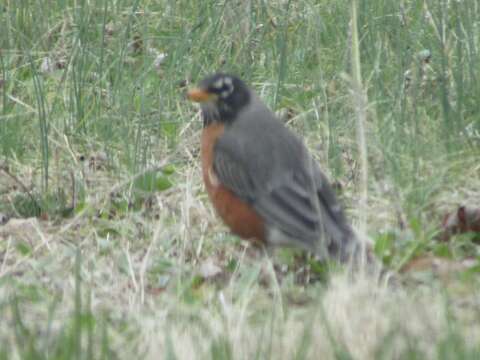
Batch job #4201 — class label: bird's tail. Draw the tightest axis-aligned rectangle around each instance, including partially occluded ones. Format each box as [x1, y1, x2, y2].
[319, 214, 380, 270]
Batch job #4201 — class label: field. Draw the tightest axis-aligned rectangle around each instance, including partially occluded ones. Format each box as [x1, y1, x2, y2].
[1, 0, 480, 359]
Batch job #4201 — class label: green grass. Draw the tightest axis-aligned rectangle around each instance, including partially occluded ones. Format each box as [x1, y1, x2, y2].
[1, 0, 480, 358]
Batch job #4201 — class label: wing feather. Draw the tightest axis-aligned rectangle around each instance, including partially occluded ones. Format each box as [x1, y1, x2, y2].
[213, 144, 255, 203]
[212, 109, 356, 260]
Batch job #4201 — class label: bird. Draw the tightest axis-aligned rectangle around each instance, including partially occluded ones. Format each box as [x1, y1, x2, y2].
[187, 73, 362, 263]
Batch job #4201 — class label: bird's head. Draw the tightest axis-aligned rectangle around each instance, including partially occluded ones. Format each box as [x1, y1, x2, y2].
[187, 73, 251, 126]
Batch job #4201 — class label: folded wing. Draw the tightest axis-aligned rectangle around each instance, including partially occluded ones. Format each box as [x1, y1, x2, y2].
[213, 135, 357, 261]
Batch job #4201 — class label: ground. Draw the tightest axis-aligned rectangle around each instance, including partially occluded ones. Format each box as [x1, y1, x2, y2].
[1, 1, 480, 359]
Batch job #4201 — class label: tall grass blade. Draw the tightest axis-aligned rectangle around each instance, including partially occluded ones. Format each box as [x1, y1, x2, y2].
[350, 0, 368, 234]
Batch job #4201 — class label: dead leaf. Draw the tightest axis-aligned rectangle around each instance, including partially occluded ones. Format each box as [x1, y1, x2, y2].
[275, 107, 296, 123]
[401, 255, 477, 276]
[153, 52, 167, 70]
[40, 57, 55, 73]
[198, 259, 222, 280]
[440, 205, 480, 241]
[0, 217, 41, 243]
[89, 151, 108, 170]
[0, 212, 8, 225]
[130, 34, 143, 54]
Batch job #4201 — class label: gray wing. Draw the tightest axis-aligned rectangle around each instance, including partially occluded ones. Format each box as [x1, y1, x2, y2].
[253, 158, 356, 259]
[213, 133, 356, 260]
[213, 148, 256, 203]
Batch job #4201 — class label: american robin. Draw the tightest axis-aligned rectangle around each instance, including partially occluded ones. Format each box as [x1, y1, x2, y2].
[187, 73, 360, 262]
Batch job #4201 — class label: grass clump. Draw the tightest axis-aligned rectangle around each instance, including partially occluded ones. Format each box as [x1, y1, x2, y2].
[0, 0, 479, 358]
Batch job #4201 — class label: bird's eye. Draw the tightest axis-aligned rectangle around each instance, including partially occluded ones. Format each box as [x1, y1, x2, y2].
[213, 78, 224, 89]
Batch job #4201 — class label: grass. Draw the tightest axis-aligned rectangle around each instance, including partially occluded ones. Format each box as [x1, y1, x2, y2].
[1, 0, 480, 358]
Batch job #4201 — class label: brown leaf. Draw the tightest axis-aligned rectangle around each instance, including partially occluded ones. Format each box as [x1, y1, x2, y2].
[401, 255, 477, 276]
[440, 205, 480, 241]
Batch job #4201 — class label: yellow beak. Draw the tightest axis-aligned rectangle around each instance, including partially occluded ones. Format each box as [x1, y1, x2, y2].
[187, 88, 216, 102]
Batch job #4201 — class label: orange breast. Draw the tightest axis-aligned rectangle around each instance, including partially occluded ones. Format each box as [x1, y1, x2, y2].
[201, 123, 265, 242]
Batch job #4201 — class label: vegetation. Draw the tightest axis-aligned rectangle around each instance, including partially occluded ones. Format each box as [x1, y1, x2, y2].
[0, 0, 479, 358]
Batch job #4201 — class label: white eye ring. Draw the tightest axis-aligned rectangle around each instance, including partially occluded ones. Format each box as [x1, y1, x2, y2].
[214, 77, 234, 98]
[213, 78, 224, 89]
[221, 82, 234, 98]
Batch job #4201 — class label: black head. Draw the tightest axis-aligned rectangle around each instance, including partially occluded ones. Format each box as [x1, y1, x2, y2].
[187, 73, 251, 126]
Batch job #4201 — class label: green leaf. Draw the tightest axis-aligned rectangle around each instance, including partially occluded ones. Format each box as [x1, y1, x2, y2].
[15, 241, 32, 256]
[374, 232, 395, 265]
[308, 258, 330, 277]
[162, 164, 176, 175]
[432, 243, 453, 258]
[133, 170, 173, 193]
[226, 259, 237, 273]
[149, 259, 174, 275]
[161, 122, 177, 139]
[155, 176, 173, 191]
[133, 170, 157, 192]
[98, 227, 120, 238]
